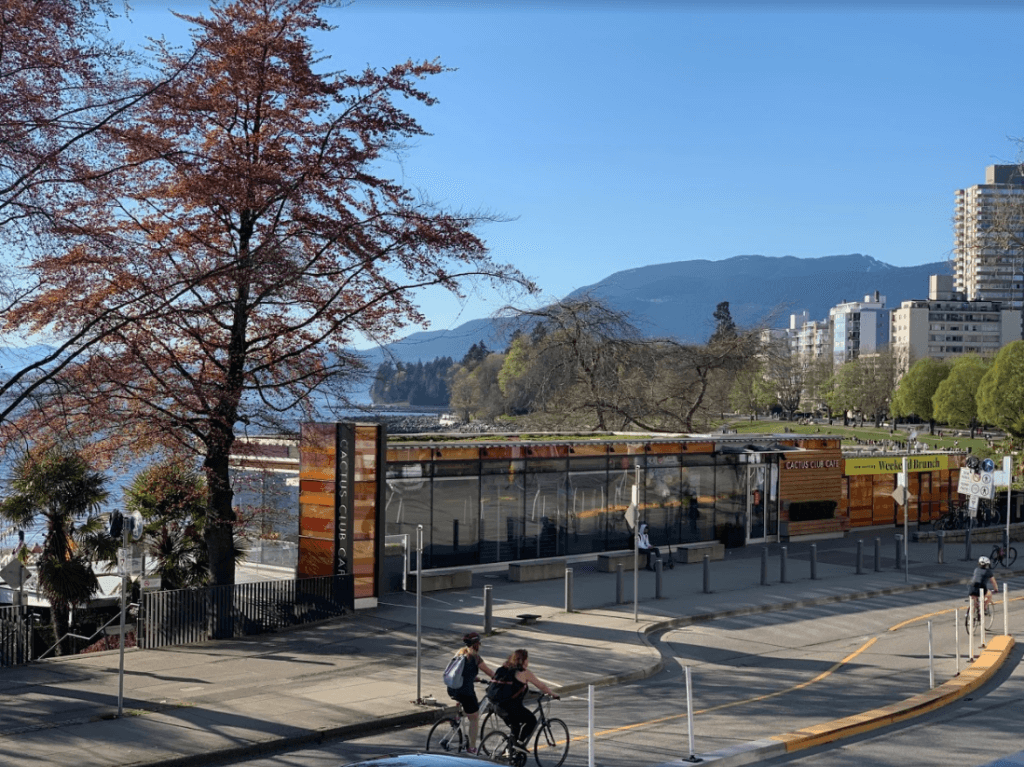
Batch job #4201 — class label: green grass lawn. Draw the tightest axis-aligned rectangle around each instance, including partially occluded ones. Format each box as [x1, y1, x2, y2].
[724, 419, 997, 458]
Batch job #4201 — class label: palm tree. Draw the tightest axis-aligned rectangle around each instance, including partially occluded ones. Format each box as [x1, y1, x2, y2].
[0, 446, 108, 655]
[124, 460, 211, 590]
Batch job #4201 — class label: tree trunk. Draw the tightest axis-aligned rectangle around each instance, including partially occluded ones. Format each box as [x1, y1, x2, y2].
[204, 432, 237, 589]
[51, 599, 69, 657]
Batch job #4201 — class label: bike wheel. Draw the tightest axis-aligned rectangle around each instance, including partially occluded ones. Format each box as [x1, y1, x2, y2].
[965, 602, 980, 635]
[533, 718, 570, 767]
[426, 718, 463, 753]
[481, 731, 512, 764]
[985, 602, 995, 630]
[1006, 547, 1018, 568]
[481, 710, 507, 741]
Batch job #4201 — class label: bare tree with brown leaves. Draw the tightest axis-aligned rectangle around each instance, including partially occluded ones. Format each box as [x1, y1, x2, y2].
[12, 0, 534, 587]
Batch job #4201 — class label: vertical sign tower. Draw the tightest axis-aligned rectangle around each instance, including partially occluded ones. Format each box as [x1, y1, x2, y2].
[298, 422, 386, 606]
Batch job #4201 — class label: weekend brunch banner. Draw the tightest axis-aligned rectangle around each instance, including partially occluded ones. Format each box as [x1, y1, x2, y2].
[844, 455, 949, 476]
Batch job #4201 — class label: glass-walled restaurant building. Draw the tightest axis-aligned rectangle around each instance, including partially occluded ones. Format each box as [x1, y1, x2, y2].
[384, 434, 843, 570]
[231, 430, 965, 573]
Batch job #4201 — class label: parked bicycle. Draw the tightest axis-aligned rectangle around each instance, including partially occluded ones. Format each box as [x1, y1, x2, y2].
[426, 685, 504, 754]
[935, 505, 975, 531]
[990, 544, 1018, 569]
[480, 694, 569, 767]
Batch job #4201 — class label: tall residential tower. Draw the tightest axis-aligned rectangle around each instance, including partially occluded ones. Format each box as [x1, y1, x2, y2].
[953, 165, 1024, 328]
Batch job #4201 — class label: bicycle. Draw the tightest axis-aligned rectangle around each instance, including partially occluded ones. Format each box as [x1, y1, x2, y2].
[990, 544, 1018, 568]
[964, 596, 995, 636]
[936, 504, 976, 531]
[426, 683, 504, 754]
[480, 694, 569, 767]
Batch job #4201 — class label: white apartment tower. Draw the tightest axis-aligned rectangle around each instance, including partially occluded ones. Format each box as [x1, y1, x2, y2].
[829, 292, 889, 365]
[953, 165, 1024, 329]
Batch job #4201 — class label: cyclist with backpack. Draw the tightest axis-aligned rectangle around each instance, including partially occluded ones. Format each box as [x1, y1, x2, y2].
[487, 648, 559, 756]
[443, 632, 495, 754]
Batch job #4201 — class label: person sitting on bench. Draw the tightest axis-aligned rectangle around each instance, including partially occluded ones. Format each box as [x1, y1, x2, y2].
[637, 523, 661, 571]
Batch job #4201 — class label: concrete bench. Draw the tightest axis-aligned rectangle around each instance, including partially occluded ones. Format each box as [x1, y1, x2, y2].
[596, 550, 650, 572]
[508, 559, 567, 582]
[408, 568, 472, 592]
[674, 541, 725, 564]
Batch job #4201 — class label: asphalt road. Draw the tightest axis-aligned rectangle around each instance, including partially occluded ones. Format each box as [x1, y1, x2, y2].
[198, 579, 1024, 767]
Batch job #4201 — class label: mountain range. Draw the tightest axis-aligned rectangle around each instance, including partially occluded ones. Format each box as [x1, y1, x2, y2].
[360, 253, 947, 368]
[0, 254, 949, 399]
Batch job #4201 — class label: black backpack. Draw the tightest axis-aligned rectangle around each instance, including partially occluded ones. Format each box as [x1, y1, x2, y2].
[486, 665, 524, 704]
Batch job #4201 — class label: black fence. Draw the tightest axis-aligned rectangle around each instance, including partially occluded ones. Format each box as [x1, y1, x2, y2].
[139, 574, 354, 650]
[0, 604, 29, 668]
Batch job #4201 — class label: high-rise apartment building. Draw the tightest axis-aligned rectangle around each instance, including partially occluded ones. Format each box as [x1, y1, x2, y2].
[891, 275, 1020, 361]
[953, 165, 1024, 329]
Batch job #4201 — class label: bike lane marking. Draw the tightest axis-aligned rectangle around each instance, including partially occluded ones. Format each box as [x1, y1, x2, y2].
[566, 635, 879, 744]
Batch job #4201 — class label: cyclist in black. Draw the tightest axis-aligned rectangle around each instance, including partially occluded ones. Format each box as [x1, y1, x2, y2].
[969, 556, 998, 611]
[445, 632, 495, 754]
[489, 648, 559, 754]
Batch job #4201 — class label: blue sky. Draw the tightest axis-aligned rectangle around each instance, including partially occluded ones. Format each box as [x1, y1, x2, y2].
[112, 1, 1024, 342]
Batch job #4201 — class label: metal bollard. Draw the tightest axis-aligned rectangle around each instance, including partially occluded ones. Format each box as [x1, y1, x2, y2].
[655, 558, 663, 599]
[894, 534, 903, 570]
[937, 531, 945, 564]
[703, 554, 711, 594]
[616, 562, 624, 604]
[965, 527, 972, 561]
[856, 539, 863, 574]
[760, 547, 768, 586]
[565, 568, 573, 613]
[483, 584, 493, 634]
[810, 543, 818, 580]
[874, 537, 881, 572]
[780, 546, 788, 583]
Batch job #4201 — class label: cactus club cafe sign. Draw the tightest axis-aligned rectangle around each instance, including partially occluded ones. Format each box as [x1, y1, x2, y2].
[844, 455, 950, 475]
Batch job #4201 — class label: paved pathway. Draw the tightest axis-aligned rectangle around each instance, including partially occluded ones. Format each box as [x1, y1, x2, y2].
[0, 527, 1019, 767]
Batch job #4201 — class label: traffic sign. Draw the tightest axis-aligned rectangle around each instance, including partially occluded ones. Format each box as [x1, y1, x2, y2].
[140, 576, 161, 592]
[0, 558, 30, 589]
[891, 485, 911, 506]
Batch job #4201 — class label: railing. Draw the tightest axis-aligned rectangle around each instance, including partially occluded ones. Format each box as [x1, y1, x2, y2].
[36, 604, 140, 661]
[0, 604, 28, 667]
[139, 573, 353, 649]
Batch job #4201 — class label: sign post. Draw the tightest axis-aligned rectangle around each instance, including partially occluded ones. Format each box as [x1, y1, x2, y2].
[1004, 456, 1013, 550]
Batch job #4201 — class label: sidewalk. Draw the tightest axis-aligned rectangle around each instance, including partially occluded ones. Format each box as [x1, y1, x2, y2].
[0, 527, 1017, 767]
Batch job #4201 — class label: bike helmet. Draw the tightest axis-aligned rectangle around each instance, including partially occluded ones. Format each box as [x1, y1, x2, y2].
[978, 556, 991, 568]
[463, 631, 481, 647]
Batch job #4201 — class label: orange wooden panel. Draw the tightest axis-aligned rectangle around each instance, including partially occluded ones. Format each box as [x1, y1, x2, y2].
[298, 491, 334, 507]
[387, 447, 433, 462]
[434, 447, 481, 461]
[481, 446, 525, 460]
[569, 443, 610, 456]
[354, 577, 375, 599]
[297, 538, 334, 578]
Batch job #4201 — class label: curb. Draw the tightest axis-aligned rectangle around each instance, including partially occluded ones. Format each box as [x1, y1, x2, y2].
[139, 709, 443, 767]
[654, 635, 1016, 766]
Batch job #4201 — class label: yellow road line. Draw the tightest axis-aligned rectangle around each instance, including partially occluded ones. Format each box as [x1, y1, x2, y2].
[573, 593, 1008, 745]
[570, 636, 879, 743]
[888, 596, 1024, 631]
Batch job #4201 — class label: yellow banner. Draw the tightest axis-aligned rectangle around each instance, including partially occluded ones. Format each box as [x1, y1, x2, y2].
[844, 455, 949, 475]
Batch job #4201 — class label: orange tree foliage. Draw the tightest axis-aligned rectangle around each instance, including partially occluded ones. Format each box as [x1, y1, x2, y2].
[0, 1, 190, 436]
[12, 0, 534, 586]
